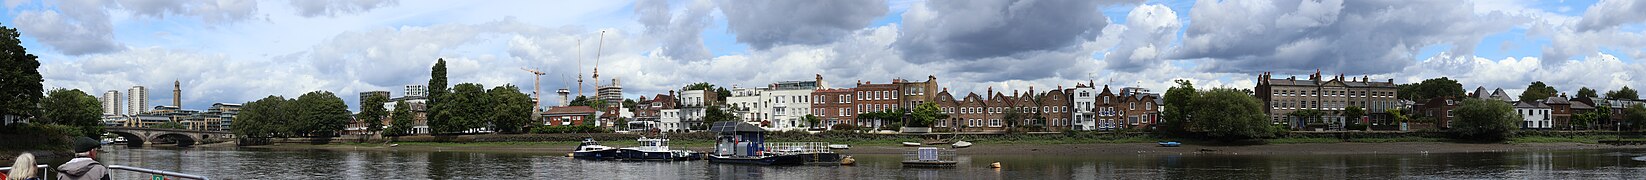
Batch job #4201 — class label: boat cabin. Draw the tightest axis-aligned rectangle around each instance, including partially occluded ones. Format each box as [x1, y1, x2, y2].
[709, 121, 767, 157]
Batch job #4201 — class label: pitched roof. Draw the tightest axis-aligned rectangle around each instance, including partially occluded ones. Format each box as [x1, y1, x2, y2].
[709, 121, 764, 134]
[1513, 101, 1548, 108]
[1543, 97, 1571, 105]
[1571, 101, 1595, 109]
[544, 106, 597, 115]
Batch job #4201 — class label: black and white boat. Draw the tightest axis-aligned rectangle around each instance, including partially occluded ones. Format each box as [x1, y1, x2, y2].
[618, 137, 700, 161]
[572, 138, 619, 160]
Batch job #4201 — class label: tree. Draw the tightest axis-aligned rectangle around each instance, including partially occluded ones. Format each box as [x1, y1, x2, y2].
[704, 105, 736, 125]
[1628, 104, 1646, 131]
[568, 96, 593, 106]
[1519, 81, 1559, 102]
[623, 98, 638, 109]
[234, 96, 292, 138]
[385, 100, 413, 136]
[683, 82, 715, 91]
[1398, 77, 1466, 101]
[1606, 86, 1639, 100]
[437, 83, 490, 134]
[359, 92, 390, 136]
[1188, 88, 1273, 140]
[0, 24, 43, 120]
[715, 87, 731, 102]
[1385, 108, 1409, 125]
[427, 59, 451, 134]
[1577, 87, 1599, 98]
[297, 91, 350, 137]
[1449, 98, 1519, 141]
[1344, 105, 1366, 123]
[1161, 79, 1197, 134]
[39, 89, 103, 137]
[908, 103, 946, 127]
[803, 114, 821, 129]
[488, 85, 533, 133]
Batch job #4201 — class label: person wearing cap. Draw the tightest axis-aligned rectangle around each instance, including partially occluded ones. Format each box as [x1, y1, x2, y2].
[56, 137, 109, 180]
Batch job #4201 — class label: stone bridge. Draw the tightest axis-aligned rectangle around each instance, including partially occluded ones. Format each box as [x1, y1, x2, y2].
[106, 127, 234, 147]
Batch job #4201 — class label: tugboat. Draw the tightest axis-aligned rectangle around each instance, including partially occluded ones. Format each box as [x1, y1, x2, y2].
[618, 137, 701, 161]
[572, 138, 619, 160]
[705, 121, 804, 165]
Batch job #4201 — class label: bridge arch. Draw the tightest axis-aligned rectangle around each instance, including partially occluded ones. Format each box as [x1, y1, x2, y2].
[107, 131, 147, 147]
[152, 133, 197, 147]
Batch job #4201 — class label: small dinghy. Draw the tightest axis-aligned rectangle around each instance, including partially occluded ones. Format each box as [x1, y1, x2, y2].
[1158, 141, 1181, 147]
[902, 142, 922, 147]
[950, 141, 972, 148]
[828, 144, 851, 149]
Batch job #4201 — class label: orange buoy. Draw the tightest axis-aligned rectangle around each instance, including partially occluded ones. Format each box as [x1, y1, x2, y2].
[990, 161, 1002, 169]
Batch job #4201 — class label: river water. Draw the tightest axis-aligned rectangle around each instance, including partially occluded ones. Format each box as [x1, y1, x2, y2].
[47, 146, 1646, 179]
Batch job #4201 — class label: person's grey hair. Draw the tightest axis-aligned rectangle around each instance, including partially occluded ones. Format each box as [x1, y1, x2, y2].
[8, 153, 37, 180]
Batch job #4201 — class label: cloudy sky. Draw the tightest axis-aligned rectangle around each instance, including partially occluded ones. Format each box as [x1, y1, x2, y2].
[4, 0, 1645, 111]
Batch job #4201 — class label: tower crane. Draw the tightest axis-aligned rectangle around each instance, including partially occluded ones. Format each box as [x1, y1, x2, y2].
[522, 67, 546, 108]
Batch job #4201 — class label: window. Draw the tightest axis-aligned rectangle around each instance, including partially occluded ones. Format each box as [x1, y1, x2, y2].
[990, 119, 1002, 127]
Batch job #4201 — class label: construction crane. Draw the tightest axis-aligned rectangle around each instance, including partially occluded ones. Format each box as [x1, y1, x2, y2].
[521, 67, 546, 108]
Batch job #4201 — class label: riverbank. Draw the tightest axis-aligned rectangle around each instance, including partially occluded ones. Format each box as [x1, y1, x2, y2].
[241, 140, 1646, 156]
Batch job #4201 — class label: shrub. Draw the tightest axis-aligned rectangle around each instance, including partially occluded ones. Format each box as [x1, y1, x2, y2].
[1449, 99, 1520, 142]
[529, 125, 611, 134]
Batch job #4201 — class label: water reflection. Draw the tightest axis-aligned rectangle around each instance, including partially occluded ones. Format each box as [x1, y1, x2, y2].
[63, 146, 1646, 179]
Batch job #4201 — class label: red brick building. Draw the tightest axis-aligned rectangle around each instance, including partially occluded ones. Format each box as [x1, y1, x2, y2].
[811, 88, 856, 128]
[933, 90, 959, 130]
[956, 92, 988, 131]
[1040, 88, 1072, 131]
[854, 81, 902, 127]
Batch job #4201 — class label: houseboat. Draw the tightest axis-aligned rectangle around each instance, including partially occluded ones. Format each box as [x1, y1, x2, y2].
[572, 138, 620, 160]
[706, 122, 808, 165]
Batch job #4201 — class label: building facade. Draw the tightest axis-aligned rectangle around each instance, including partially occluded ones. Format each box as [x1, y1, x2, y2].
[1070, 84, 1099, 130]
[853, 81, 901, 128]
[129, 86, 148, 115]
[543, 106, 596, 126]
[1254, 72, 1399, 130]
[812, 88, 855, 128]
[405, 85, 428, 98]
[1514, 101, 1552, 129]
[101, 90, 121, 116]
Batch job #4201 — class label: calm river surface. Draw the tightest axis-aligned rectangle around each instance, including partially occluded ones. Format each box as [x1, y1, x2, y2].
[69, 145, 1646, 179]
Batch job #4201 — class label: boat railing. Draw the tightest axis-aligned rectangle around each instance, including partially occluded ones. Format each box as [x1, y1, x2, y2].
[0, 164, 52, 180]
[764, 142, 832, 155]
[108, 165, 210, 180]
[903, 148, 957, 162]
[2, 164, 208, 180]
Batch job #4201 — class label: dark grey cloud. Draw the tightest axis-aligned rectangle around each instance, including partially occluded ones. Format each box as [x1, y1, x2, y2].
[636, 0, 713, 61]
[289, 0, 398, 18]
[1575, 0, 1646, 32]
[896, 0, 1133, 62]
[1174, 0, 1522, 74]
[714, 0, 888, 50]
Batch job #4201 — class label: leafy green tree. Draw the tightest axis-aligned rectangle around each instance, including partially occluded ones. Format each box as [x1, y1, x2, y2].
[1399, 77, 1466, 101]
[623, 98, 638, 109]
[385, 100, 413, 136]
[1161, 79, 1197, 134]
[1628, 104, 1646, 131]
[438, 83, 490, 134]
[1607, 86, 1639, 100]
[297, 91, 350, 137]
[39, 89, 103, 137]
[1449, 98, 1519, 141]
[1519, 81, 1559, 102]
[1577, 87, 1599, 98]
[1385, 108, 1409, 125]
[234, 96, 292, 138]
[1002, 107, 1023, 132]
[360, 92, 390, 136]
[1189, 88, 1273, 140]
[704, 105, 737, 125]
[715, 87, 731, 102]
[0, 24, 42, 120]
[427, 59, 451, 134]
[488, 85, 533, 133]
[568, 96, 592, 106]
[909, 103, 946, 127]
[683, 82, 715, 91]
[803, 114, 821, 129]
